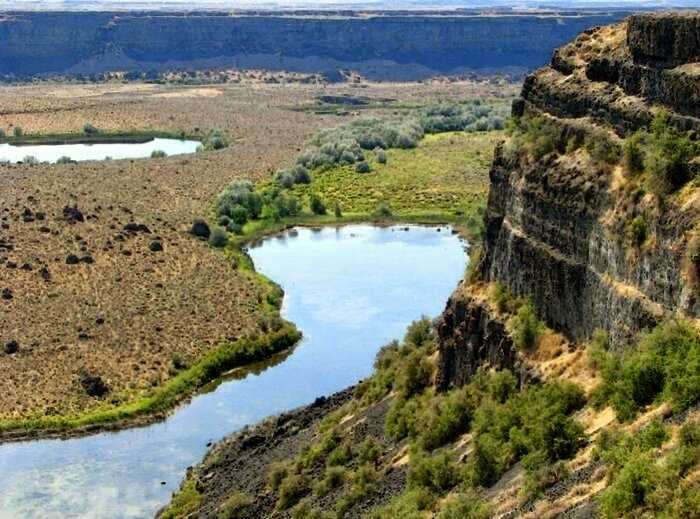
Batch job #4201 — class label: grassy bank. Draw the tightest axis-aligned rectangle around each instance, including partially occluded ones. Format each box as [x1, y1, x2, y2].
[0, 324, 300, 438]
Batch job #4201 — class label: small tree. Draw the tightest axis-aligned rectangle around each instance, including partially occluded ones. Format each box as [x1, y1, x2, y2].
[512, 301, 544, 351]
[355, 161, 371, 174]
[56, 156, 74, 164]
[22, 155, 38, 165]
[309, 194, 327, 215]
[375, 148, 388, 164]
[150, 150, 167, 158]
[208, 226, 229, 248]
[83, 123, 99, 135]
[13, 126, 23, 138]
[334, 201, 342, 218]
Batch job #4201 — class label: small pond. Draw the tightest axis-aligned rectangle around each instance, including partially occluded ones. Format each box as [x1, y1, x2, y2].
[0, 138, 200, 163]
[0, 224, 467, 518]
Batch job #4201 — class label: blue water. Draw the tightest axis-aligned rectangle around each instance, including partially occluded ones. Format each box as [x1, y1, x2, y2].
[0, 138, 199, 164]
[0, 224, 467, 518]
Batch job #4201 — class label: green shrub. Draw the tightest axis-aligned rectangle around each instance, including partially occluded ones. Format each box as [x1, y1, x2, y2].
[151, 150, 167, 158]
[512, 301, 544, 351]
[626, 215, 647, 246]
[357, 437, 382, 464]
[309, 194, 327, 215]
[208, 226, 229, 248]
[217, 180, 262, 220]
[586, 330, 610, 370]
[491, 282, 514, 313]
[326, 440, 353, 467]
[83, 123, 99, 135]
[408, 450, 461, 495]
[229, 205, 248, 225]
[217, 215, 231, 227]
[276, 473, 310, 510]
[22, 155, 38, 165]
[268, 462, 290, 491]
[201, 129, 228, 151]
[226, 222, 243, 235]
[586, 134, 621, 165]
[290, 501, 334, 519]
[623, 132, 645, 175]
[375, 148, 388, 164]
[372, 202, 393, 218]
[417, 387, 474, 451]
[466, 380, 585, 487]
[594, 320, 700, 421]
[395, 350, 433, 398]
[314, 466, 346, 497]
[436, 489, 492, 519]
[355, 160, 371, 173]
[218, 491, 253, 519]
[13, 126, 22, 137]
[333, 202, 342, 218]
[56, 156, 74, 164]
[335, 464, 379, 515]
[275, 170, 295, 189]
[368, 488, 434, 519]
[269, 192, 301, 219]
[598, 454, 664, 518]
[520, 116, 560, 159]
[644, 111, 698, 195]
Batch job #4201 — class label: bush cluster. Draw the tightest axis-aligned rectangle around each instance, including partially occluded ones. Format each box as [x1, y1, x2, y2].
[595, 419, 700, 518]
[199, 129, 228, 151]
[511, 301, 545, 351]
[216, 180, 262, 226]
[418, 100, 507, 134]
[591, 319, 700, 421]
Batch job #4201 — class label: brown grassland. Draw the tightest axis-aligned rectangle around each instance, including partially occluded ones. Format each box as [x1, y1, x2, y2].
[0, 79, 514, 432]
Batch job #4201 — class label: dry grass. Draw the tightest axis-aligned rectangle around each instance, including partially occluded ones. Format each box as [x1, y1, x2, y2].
[0, 79, 504, 422]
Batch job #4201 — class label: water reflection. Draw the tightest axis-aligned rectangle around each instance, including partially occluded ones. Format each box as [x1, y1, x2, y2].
[0, 224, 466, 518]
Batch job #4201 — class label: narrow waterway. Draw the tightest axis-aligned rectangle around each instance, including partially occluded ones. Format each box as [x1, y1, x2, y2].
[0, 137, 199, 163]
[0, 224, 467, 518]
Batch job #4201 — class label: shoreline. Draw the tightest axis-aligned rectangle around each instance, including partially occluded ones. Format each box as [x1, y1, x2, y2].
[0, 216, 466, 444]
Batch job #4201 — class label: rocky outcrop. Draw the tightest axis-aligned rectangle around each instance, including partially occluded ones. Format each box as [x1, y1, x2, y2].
[438, 12, 700, 387]
[0, 10, 629, 80]
[436, 288, 516, 390]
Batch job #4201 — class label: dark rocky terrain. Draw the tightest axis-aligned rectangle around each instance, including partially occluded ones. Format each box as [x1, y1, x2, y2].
[0, 10, 634, 81]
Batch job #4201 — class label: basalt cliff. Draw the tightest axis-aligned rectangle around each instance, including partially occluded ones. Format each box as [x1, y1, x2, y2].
[0, 10, 631, 81]
[439, 12, 700, 391]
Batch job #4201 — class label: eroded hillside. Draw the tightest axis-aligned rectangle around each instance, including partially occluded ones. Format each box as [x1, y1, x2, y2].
[161, 12, 700, 519]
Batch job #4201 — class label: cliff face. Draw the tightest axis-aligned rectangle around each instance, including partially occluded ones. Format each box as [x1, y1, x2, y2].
[438, 13, 700, 388]
[0, 11, 629, 80]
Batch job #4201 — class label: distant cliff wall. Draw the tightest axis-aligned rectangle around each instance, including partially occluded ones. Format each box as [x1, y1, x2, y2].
[0, 11, 629, 80]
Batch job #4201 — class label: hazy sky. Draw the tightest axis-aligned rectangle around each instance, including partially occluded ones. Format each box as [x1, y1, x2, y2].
[3, 0, 697, 7]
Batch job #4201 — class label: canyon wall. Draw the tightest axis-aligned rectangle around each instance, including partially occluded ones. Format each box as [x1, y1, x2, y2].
[0, 11, 630, 80]
[438, 12, 700, 388]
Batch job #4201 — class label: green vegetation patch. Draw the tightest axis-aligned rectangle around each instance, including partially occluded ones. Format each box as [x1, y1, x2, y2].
[590, 319, 700, 422]
[291, 132, 497, 223]
[594, 419, 700, 518]
[0, 324, 301, 435]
